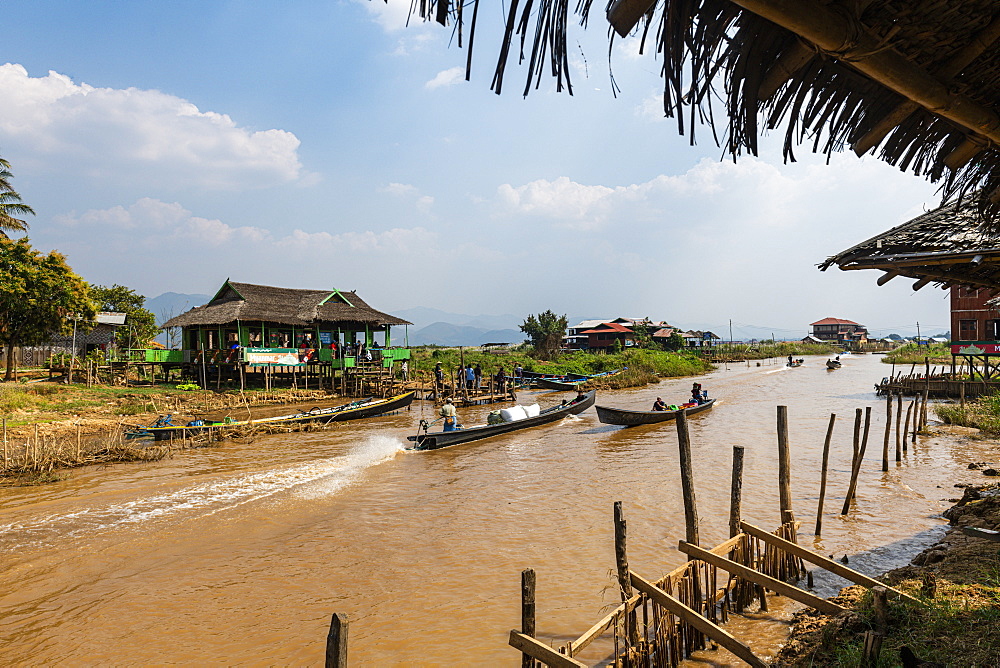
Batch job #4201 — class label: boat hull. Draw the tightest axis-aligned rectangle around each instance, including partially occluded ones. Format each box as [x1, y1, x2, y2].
[408, 390, 596, 450]
[144, 391, 416, 441]
[535, 378, 583, 391]
[595, 398, 716, 426]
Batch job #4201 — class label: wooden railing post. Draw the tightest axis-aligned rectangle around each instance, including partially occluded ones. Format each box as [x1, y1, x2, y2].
[815, 413, 835, 536]
[521, 568, 536, 668]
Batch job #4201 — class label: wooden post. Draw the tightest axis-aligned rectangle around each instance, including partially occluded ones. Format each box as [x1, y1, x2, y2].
[76, 422, 81, 460]
[960, 381, 966, 411]
[2, 418, 6, 470]
[776, 405, 793, 523]
[676, 411, 699, 546]
[861, 631, 884, 667]
[903, 399, 914, 453]
[842, 407, 872, 514]
[852, 408, 862, 465]
[325, 613, 348, 668]
[872, 586, 888, 632]
[729, 446, 744, 538]
[895, 392, 903, 462]
[521, 568, 536, 668]
[613, 501, 632, 599]
[815, 413, 835, 536]
[882, 394, 892, 472]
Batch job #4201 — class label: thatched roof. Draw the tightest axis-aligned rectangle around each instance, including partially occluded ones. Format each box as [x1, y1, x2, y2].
[162, 281, 411, 328]
[819, 197, 1000, 289]
[411, 1, 1000, 224]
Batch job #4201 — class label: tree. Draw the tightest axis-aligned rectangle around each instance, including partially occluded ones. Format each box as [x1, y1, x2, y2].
[665, 331, 685, 352]
[0, 158, 35, 238]
[519, 310, 568, 359]
[0, 238, 95, 381]
[89, 284, 159, 350]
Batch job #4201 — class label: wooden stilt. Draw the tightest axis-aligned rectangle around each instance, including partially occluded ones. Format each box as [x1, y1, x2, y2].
[325, 613, 348, 668]
[882, 394, 892, 472]
[776, 405, 794, 523]
[676, 412, 700, 546]
[521, 568, 536, 668]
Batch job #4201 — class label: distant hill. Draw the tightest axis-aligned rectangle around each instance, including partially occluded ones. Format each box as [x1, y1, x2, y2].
[147, 292, 210, 326]
[408, 322, 524, 347]
[391, 306, 521, 332]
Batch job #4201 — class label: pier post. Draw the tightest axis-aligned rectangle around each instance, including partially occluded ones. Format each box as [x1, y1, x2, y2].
[325, 613, 349, 668]
[729, 446, 744, 538]
[903, 399, 913, 453]
[521, 568, 536, 668]
[815, 413, 835, 536]
[676, 412, 700, 546]
[613, 502, 633, 599]
[776, 406, 793, 524]
[851, 408, 861, 466]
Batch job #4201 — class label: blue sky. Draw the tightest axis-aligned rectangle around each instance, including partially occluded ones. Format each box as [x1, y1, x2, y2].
[2, 1, 951, 338]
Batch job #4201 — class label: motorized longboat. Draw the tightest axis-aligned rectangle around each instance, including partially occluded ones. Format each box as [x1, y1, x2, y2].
[407, 390, 596, 450]
[595, 398, 716, 426]
[787, 359, 804, 367]
[131, 390, 416, 441]
[826, 359, 842, 369]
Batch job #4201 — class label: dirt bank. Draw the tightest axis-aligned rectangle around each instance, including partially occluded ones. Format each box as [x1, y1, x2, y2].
[775, 483, 1000, 666]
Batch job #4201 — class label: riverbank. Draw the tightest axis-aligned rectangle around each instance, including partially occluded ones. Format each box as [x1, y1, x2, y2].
[776, 478, 1000, 665]
[0, 382, 333, 485]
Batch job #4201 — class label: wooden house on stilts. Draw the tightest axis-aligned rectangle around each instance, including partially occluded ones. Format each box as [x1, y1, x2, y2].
[162, 280, 411, 394]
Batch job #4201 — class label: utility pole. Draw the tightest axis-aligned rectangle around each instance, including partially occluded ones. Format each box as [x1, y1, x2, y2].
[916, 321, 921, 345]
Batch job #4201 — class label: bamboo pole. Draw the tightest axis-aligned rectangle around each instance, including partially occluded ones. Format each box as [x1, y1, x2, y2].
[676, 411, 700, 546]
[776, 405, 793, 523]
[882, 394, 892, 472]
[842, 407, 872, 514]
[729, 446, 744, 538]
[815, 413, 835, 536]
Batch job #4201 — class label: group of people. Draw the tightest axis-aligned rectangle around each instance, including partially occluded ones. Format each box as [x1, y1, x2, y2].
[432, 362, 512, 395]
[651, 382, 708, 411]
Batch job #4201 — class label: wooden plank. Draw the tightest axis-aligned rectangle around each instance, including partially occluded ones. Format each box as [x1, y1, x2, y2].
[569, 533, 745, 655]
[962, 526, 1000, 542]
[629, 571, 767, 668]
[509, 630, 588, 668]
[678, 541, 844, 615]
[740, 522, 921, 604]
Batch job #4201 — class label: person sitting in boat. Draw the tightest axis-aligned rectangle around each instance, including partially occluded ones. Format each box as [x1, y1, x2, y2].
[574, 389, 587, 403]
[440, 398, 458, 432]
[652, 397, 667, 411]
[691, 383, 705, 405]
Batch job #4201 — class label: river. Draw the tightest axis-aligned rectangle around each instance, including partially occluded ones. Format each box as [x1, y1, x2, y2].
[0, 354, 993, 665]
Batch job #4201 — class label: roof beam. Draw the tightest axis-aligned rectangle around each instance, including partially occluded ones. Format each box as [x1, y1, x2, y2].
[729, 0, 1000, 147]
[607, 0, 657, 37]
[844, 264, 1000, 290]
[876, 271, 899, 286]
[912, 276, 933, 291]
[757, 41, 815, 101]
[852, 14, 1000, 156]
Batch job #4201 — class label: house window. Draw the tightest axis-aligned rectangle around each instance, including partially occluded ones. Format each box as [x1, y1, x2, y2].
[959, 320, 978, 339]
[986, 320, 1000, 340]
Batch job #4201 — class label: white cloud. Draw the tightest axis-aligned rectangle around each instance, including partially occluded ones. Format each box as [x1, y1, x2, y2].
[357, 0, 414, 32]
[54, 198, 269, 243]
[383, 182, 435, 212]
[0, 63, 306, 189]
[425, 67, 465, 90]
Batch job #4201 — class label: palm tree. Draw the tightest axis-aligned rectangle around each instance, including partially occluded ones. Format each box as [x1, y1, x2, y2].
[0, 157, 35, 238]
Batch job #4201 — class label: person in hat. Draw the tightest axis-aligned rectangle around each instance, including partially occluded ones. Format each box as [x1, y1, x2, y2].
[440, 397, 458, 432]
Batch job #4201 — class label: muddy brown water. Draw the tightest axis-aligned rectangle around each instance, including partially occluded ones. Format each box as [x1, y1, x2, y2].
[1, 355, 995, 665]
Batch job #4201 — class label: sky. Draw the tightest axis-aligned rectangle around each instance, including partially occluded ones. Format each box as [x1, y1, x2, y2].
[1, 1, 952, 339]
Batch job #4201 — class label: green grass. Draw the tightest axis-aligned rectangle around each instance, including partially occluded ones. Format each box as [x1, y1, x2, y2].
[936, 392, 1000, 435]
[881, 342, 952, 365]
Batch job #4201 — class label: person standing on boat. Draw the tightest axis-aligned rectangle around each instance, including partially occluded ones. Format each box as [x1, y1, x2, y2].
[787, 354, 793, 365]
[440, 398, 458, 432]
[652, 397, 667, 411]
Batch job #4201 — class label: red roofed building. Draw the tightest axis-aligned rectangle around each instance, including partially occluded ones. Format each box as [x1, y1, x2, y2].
[580, 322, 637, 349]
[810, 318, 868, 346]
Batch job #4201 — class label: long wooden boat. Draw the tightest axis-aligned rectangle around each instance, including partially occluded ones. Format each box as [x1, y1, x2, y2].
[595, 398, 716, 426]
[407, 390, 596, 450]
[134, 391, 416, 441]
[787, 359, 803, 367]
[826, 359, 842, 369]
[536, 369, 627, 391]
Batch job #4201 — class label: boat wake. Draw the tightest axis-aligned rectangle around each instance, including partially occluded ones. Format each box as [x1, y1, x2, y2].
[0, 434, 406, 552]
